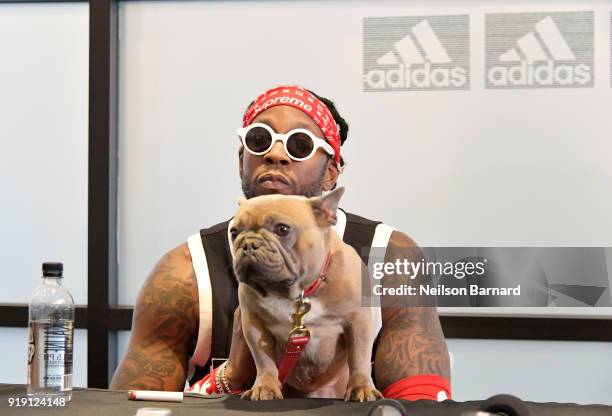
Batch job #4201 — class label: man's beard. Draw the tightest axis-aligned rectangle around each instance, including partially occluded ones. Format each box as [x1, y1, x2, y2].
[241, 167, 326, 199]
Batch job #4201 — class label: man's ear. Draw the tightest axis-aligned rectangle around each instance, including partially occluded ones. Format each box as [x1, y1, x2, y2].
[321, 159, 340, 192]
[310, 187, 345, 227]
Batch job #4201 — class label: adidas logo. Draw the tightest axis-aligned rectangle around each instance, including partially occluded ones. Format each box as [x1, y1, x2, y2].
[487, 16, 592, 87]
[363, 17, 469, 90]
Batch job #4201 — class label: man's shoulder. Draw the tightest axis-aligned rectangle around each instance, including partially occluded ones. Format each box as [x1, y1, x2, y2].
[164, 242, 191, 268]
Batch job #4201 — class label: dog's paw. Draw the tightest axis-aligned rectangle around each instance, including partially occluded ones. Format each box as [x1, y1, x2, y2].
[344, 385, 383, 402]
[241, 383, 283, 401]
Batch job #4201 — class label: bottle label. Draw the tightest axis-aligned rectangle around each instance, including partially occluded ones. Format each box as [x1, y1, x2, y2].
[28, 319, 74, 390]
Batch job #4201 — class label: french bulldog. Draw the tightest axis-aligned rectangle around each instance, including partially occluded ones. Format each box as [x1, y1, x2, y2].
[231, 187, 382, 402]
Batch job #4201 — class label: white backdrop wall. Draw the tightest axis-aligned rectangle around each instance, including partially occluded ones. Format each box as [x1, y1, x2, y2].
[0, 3, 89, 304]
[118, 0, 612, 305]
[107, 0, 612, 404]
[0, 3, 89, 386]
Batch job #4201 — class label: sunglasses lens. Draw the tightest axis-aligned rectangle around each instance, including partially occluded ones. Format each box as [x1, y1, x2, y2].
[287, 132, 315, 159]
[244, 127, 272, 153]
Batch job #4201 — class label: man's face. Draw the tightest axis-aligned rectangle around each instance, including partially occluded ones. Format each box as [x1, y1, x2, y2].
[239, 105, 339, 199]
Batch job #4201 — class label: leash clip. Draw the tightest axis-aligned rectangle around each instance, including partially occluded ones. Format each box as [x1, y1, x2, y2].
[288, 294, 311, 340]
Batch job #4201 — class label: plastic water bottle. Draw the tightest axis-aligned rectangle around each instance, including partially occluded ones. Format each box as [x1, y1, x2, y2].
[27, 262, 74, 401]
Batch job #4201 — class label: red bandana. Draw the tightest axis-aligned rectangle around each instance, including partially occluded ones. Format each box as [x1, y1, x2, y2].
[242, 85, 341, 164]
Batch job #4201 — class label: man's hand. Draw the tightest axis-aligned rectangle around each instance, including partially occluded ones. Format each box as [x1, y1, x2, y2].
[223, 307, 256, 391]
[374, 231, 451, 391]
[110, 243, 199, 391]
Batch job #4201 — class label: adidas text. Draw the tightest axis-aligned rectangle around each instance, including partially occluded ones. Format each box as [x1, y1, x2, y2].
[364, 63, 468, 89]
[488, 61, 591, 86]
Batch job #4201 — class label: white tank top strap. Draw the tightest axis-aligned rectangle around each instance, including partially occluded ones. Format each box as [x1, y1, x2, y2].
[187, 232, 213, 370]
[333, 208, 348, 239]
[368, 223, 396, 336]
[227, 218, 235, 259]
[370, 223, 395, 253]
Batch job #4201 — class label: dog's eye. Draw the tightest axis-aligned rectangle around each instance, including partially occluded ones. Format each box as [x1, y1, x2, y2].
[274, 223, 291, 237]
[230, 228, 239, 240]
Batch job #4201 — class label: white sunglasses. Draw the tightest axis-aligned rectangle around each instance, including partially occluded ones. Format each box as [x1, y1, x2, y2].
[237, 123, 335, 162]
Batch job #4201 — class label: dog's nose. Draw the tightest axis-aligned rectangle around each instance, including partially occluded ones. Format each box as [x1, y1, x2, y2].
[242, 238, 261, 252]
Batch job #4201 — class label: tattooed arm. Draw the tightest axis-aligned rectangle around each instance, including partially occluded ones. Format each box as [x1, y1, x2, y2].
[110, 243, 200, 391]
[374, 231, 451, 390]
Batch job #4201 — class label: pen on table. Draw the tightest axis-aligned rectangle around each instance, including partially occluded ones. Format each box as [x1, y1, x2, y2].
[128, 390, 184, 403]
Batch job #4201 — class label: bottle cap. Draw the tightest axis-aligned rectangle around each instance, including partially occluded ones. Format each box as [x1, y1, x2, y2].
[43, 262, 63, 278]
[134, 408, 172, 416]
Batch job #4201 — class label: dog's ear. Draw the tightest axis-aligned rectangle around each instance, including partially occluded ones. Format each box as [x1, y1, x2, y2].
[310, 187, 345, 227]
[237, 196, 247, 206]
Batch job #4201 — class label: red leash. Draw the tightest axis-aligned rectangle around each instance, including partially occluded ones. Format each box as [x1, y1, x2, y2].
[277, 253, 331, 385]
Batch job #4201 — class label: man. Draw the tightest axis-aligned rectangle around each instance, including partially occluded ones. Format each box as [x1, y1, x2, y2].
[110, 85, 451, 401]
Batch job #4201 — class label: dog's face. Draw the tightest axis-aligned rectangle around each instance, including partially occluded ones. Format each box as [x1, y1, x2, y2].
[231, 187, 344, 297]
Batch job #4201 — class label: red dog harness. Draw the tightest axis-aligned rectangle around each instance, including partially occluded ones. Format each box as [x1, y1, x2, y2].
[277, 253, 331, 384]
